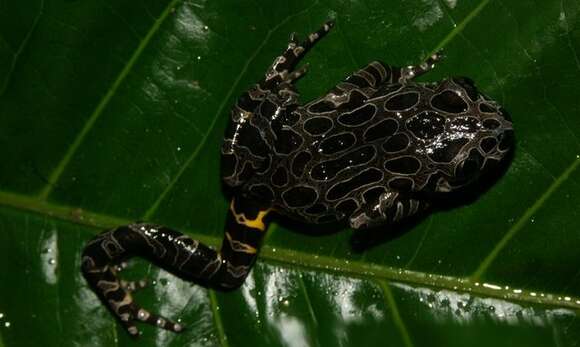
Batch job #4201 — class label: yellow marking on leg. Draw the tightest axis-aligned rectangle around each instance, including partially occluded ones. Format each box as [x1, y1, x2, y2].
[230, 200, 271, 231]
[225, 232, 257, 254]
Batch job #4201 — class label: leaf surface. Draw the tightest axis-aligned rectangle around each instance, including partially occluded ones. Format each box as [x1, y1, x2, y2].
[1, 0, 580, 345]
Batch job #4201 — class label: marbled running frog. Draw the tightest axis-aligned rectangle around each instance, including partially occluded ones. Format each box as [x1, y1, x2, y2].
[81, 21, 514, 336]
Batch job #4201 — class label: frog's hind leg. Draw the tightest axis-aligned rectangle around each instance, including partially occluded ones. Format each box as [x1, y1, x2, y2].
[81, 230, 185, 336]
[81, 196, 272, 337]
[348, 192, 429, 229]
[113, 262, 148, 293]
[398, 50, 444, 83]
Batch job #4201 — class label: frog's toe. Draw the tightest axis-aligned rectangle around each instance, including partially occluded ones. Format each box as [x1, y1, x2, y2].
[120, 279, 148, 293]
[112, 261, 129, 273]
[133, 305, 184, 333]
[285, 63, 309, 83]
[289, 32, 299, 45]
[120, 320, 140, 338]
[426, 49, 445, 66]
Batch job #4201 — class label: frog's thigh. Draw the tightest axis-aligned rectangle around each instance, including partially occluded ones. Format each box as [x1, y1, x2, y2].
[348, 192, 428, 229]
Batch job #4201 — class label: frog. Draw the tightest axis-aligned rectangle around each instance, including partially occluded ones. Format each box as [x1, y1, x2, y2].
[81, 21, 514, 336]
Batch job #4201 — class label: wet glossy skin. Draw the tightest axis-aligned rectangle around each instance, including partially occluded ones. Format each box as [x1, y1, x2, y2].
[81, 22, 513, 337]
[222, 25, 513, 229]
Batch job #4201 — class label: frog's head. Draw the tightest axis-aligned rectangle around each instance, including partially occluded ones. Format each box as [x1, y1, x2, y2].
[418, 77, 514, 192]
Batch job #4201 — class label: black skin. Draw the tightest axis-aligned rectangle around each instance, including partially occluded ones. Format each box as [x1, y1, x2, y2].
[81, 21, 514, 336]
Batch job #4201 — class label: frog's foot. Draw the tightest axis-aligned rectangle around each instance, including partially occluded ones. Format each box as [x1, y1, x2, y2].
[123, 303, 183, 337]
[82, 258, 183, 336]
[261, 21, 334, 90]
[111, 262, 148, 293]
[120, 279, 148, 293]
[81, 197, 272, 337]
[399, 49, 444, 83]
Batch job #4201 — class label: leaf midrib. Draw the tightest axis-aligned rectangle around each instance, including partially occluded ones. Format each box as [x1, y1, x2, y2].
[2, 187, 580, 311]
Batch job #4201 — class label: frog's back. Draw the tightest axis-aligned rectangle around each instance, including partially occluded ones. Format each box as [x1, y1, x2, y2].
[242, 78, 511, 224]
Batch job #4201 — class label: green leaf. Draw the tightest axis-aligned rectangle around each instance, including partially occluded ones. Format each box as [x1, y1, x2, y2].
[1, 0, 580, 345]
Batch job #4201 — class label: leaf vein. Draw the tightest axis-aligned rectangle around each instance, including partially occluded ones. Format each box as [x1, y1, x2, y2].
[2, 190, 580, 309]
[501, 0, 580, 148]
[0, 0, 44, 95]
[471, 156, 580, 280]
[143, 1, 321, 219]
[208, 290, 229, 347]
[404, 216, 433, 268]
[426, 0, 492, 58]
[378, 280, 414, 347]
[561, 0, 580, 72]
[37, 0, 182, 201]
[297, 274, 320, 347]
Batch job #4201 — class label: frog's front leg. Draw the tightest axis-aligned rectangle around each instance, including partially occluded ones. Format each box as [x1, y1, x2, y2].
[81, 196, 271, 336]
[398, 50, 444, 83]
[348, 192, 429, 229]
